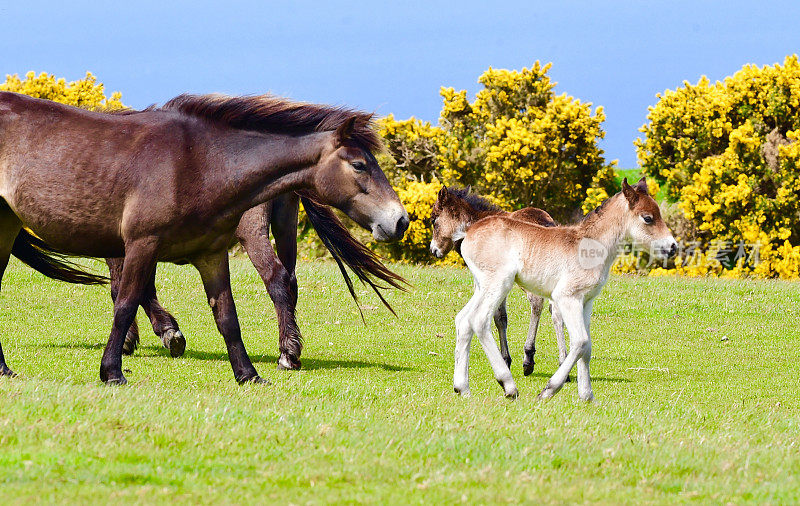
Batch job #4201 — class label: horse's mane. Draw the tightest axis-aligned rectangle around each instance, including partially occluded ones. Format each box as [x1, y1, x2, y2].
[445, 187, 500, 213]
[160, 93, 383, 151]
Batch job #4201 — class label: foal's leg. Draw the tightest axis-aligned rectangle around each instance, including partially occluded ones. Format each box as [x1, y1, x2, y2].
[100, 239, 159, 384]
[552, 302, 568, 365]
[522, 292, 544, 376]
[470, 275, 518, 398]
[0, 209, 22, 377]
[453, 292, 480, 396]
[493, 298, 511, 367]
[193, 250, 265, 384]
[575, 300, 594, 402]
[537, 294, 592, 401]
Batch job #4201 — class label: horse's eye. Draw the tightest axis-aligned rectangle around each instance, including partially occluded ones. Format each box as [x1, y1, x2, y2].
[351, 161, 367, 172]
[641, 214, 654, 225]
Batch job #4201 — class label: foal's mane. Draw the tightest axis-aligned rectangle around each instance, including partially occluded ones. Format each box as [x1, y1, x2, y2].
[161, 94, 383, 151]
[445, 187, 500, 213]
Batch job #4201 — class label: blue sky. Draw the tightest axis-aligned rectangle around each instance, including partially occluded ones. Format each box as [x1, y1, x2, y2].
[1, 1, 798, 167]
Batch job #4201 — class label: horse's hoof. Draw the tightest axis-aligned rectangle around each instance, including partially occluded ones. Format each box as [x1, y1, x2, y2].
[0, 364, 17, 377]
[238, 375, 271, 385]
[505, 387, 519, 400]
[122, 332, 140, 356]
[161, 329, 186, 358]
[102, 374, 128, 386]
[276, 354, 301, 371]
[522, 360, 534, 376]
[536, 387, 553, 401]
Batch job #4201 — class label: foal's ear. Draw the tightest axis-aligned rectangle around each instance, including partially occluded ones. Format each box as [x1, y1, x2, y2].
[438, 185, 449, 201]
[336, 116, 358, 144]
[633, 176, 649, 195]
[621, 177, 640, 207]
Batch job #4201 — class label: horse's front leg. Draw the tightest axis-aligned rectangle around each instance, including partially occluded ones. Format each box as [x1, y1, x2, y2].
[193, 250, 266, 384]
[493, 298, 511, 367]
[100, 239, 159, 384]
[107, 257, 141, 356]
[522, 291, 544, 376]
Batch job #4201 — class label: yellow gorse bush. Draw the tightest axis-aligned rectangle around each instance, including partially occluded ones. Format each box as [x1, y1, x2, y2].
[636, 55, 800, 278]
[378, 62, 617, 263]
[1, 71, 125, 110]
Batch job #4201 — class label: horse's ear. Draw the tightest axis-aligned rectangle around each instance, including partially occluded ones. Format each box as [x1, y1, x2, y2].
[633, 176, 649, 195]
[621, 177, 639, 207]
[336, 116, 358, 144]
[438, 186, 449, 201]
[465, 185, 472, 194]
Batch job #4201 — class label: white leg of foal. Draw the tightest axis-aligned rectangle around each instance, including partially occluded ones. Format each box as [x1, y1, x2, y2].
[493, 298, 511, 367]
[551, 302, 567, 365]
[575, 300, 594, 401]
[522, 292, 544, 376]
[453, 294, 479, 396]
[472, 280, 517, 398]
[537, 295, 589, 400]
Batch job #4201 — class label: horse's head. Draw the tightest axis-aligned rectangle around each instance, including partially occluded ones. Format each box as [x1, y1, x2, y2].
[621, 177, 678, 259]
[429, 186, 471, 258]
[312, 117, 409, 242]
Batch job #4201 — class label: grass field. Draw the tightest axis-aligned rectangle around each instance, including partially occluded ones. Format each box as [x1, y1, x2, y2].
[1, 255, 799, 503]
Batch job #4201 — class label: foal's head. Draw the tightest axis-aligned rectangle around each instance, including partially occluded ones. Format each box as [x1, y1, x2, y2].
[429, 186, 497, 258]
[312, 117, 409, 242]
[619, 177, 678, 259]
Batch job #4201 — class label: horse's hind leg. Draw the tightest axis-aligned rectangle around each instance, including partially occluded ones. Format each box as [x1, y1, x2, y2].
[493, 298, 511, 367]
[237, 197, 303, 371]
[141, 276, 185, 357]
[522, 292, 544, 376]
[109, 258, 185, 357]
[0, 207, 22, 377]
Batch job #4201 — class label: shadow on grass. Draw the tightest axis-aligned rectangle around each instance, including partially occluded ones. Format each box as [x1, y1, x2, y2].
[522, 371, 632, 383]
[44, 343, 416, 372]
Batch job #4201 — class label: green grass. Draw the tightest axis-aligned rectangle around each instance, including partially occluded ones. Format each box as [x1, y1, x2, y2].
[1, 256, 799, 503]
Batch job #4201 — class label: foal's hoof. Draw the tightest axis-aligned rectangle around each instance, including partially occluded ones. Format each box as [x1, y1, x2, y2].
[522, 360, 535, 376]
[0, 364, 17, 377]
[122, 331, 140, 356]
[276, 354, 301, 371]
[161, 329, 186, 358]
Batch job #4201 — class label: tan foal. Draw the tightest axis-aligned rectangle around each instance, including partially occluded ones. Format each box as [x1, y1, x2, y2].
[454, 177, 677, 400]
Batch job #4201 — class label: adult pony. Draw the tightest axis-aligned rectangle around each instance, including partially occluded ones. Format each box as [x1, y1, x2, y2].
[0, 91, 408, 384]
[454, 178, 676, 400]
[110, 191, 407, 370]
[428, 186, 567, 374]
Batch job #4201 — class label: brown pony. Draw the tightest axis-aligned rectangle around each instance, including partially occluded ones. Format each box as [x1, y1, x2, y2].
[110, 191, 407, 371]
[429, 186, 567, 375]
[453, 178, 676, 400]
[0, 92, 408, 384]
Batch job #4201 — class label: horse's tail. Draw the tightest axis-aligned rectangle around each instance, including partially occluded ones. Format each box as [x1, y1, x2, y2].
[11, 229, 109, 285]
[297, 191, 408, 317]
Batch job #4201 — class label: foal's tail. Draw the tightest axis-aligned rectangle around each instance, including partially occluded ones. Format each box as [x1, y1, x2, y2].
[11, 229, 109, 285]
[297, 191, 408, 317]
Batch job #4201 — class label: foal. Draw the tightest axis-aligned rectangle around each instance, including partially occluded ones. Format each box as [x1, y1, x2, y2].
[454, 178, 677, 400]
[429, 186, 567, 374]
